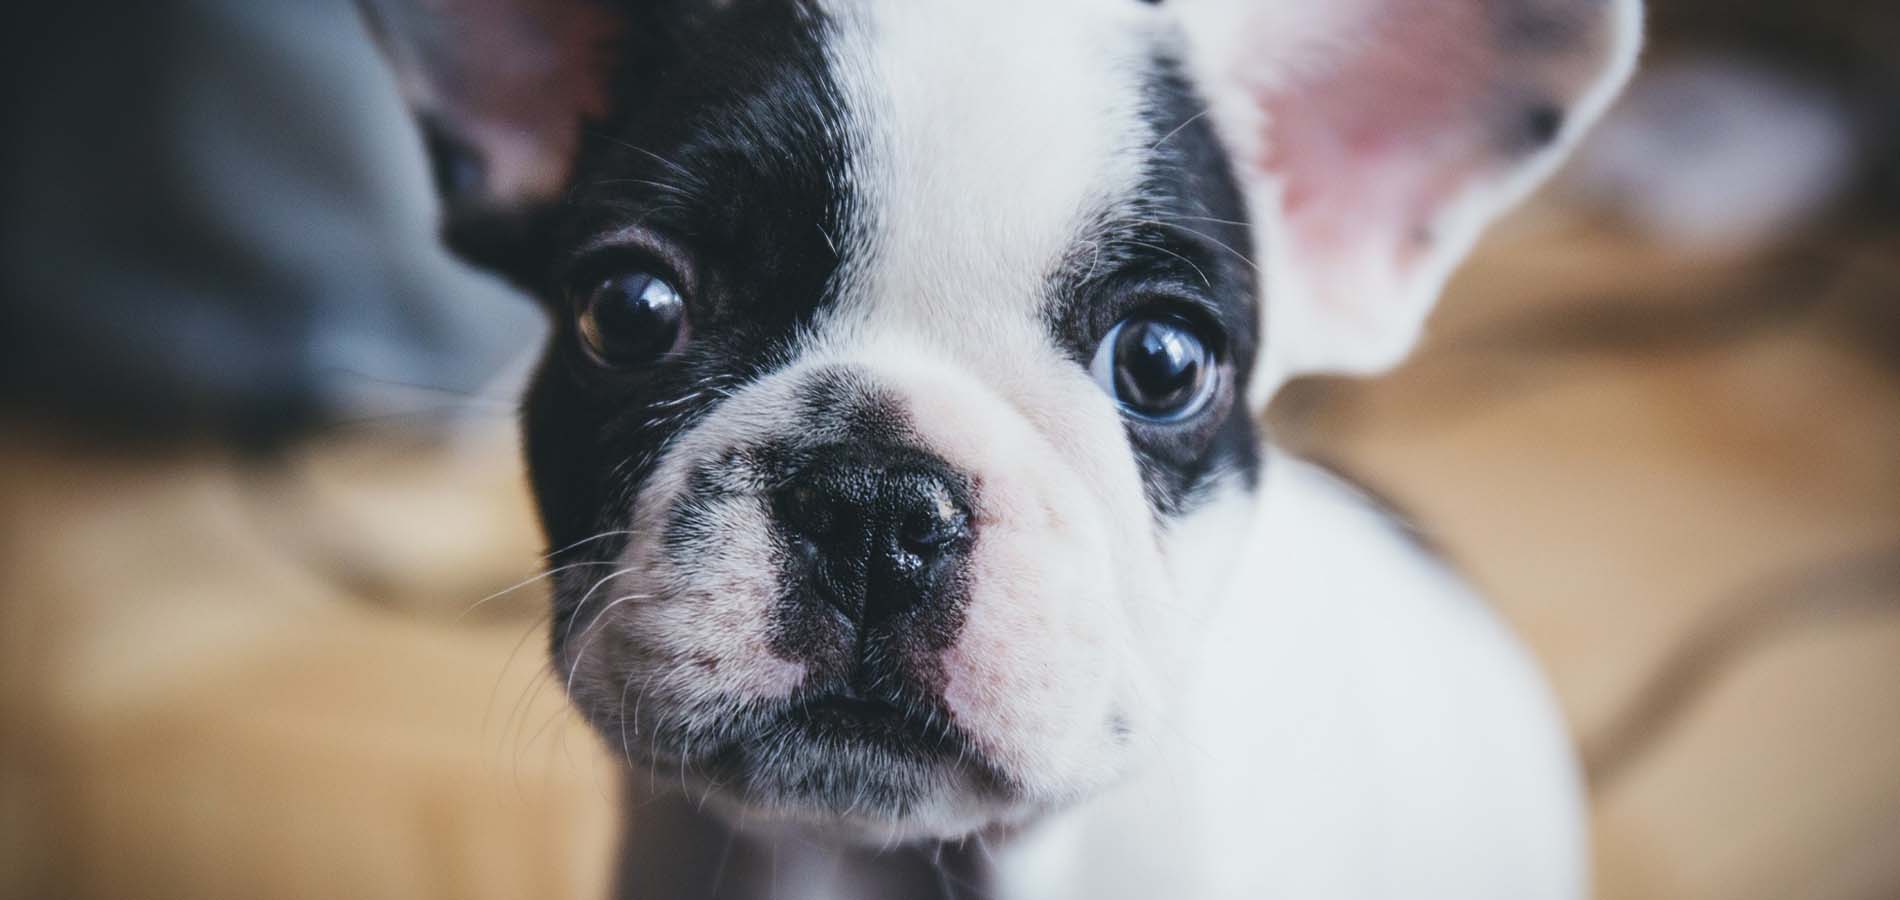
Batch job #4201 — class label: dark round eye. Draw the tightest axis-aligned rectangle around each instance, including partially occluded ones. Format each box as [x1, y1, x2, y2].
[1089, 314, 1218, 421]
[576, 271, 686, 366]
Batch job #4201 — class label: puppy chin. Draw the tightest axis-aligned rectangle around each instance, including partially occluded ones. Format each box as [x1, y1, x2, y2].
[689, 752, 1027, 846]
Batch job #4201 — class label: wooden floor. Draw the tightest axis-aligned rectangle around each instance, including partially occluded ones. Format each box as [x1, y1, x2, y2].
[2, 212, 1897, 898]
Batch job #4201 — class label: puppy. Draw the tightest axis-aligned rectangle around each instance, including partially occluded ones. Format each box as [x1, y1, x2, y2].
[366, 0, 1640, 896]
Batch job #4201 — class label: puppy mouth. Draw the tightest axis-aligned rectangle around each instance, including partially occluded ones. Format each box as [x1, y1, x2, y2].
[685, 683, 1005, 822]
[780, 691, 959, 751]
[712, 686, 967, 770]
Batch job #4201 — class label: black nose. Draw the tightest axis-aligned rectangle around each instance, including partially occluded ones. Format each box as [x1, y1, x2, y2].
[772, 445, 974, 626]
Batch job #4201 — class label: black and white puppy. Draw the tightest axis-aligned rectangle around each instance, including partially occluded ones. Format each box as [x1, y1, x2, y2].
[369, 0, 1639, 896]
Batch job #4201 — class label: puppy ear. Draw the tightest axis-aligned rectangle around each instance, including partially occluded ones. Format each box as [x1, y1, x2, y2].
[1175, 0, 1642, 403]
[358, 0, 624, 282]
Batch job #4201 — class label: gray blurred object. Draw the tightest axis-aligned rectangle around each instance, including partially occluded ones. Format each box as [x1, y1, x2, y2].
[1553, 0, 1900, 255]
[1562, 55, 1861, 253]
[0, 0, 542, 447]
[1646, 0, 1900, 223]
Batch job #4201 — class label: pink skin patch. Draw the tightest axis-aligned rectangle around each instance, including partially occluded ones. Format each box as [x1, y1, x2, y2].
[887, 361, 1151, 790]
[943, 537, 1119, 778]
[1250, 0, 1496, 324]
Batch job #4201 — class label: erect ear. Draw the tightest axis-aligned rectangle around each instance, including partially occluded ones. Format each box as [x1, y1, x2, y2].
[357, 0, 625, 282]
[1174, 0, 1642, 407]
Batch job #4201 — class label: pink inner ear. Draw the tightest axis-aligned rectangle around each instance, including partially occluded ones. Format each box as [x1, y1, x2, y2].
[1254, 0, 1498, 323]
[406, 0, 623, 201]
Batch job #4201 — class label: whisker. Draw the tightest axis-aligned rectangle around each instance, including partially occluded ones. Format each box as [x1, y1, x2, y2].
[1068, 237, 1106, 285]
[1162, 212, 1251, 229]
[1138, 217, 1263, 274]
[1150, 108, 1213, 153]
[564, 592, 653, 696]
[584, 130, 697, 181]
[645, 388, 712, 412]
[932, 845, 954, 897]
[657, 660, 701, 799]
[1122, 238, 1212, 288]
[973, 832, 999, 868]
[541, 529, 640, 562]
[616, 663, 642, 769]
[481, 611, 552, 761]
[458, 560, 624, 621]
[507, 657, 557, 794]
[585, 177, 695, 198]
[558, 566, 642, 648]
[517, 694, 581, 784]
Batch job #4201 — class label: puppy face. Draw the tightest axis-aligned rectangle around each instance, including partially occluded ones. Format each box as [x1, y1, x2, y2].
[372, 0, 1638, 843]
[526, 0, 1258, 839]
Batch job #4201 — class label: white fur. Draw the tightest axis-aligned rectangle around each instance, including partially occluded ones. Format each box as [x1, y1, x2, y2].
[564, 0, 1635, 893]
[811, 7, 1189, 813]
[605, 459, 1586, 899]
[1013, 455, 1586, 899]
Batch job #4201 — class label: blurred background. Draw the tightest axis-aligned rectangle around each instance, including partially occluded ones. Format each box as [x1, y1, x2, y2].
[2, 1, 1896, 898]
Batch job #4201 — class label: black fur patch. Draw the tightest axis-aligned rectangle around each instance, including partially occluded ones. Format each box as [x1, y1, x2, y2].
[526, 0, 858, 616]
[1043, 54, 1262, 520]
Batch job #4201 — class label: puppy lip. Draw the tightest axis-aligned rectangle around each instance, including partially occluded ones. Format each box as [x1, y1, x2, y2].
[784, 688, 953, 745]
[793, 693, 908, 725]
[693, 685, 973, 779]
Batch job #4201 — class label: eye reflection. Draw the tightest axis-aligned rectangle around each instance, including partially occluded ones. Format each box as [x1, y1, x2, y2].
[1089, 313, 1218, 422]
[576, 271, 686, 366]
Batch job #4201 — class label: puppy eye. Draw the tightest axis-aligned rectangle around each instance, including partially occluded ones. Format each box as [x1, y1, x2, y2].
[1089, 313, 1218, 422]
[576, 271, 687, 366]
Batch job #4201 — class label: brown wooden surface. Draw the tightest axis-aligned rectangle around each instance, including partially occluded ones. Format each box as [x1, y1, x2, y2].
[2, 214, 1897, 899]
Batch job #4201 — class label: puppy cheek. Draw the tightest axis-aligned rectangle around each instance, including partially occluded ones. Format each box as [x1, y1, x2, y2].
[642, 495, 809, 703]
[942, 520, 1127, 787]
[562, 492, 805, 747]
[888, 363, 1164, 787]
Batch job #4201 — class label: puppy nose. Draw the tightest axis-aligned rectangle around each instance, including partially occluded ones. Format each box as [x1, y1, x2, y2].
[772, 445, 973, 625]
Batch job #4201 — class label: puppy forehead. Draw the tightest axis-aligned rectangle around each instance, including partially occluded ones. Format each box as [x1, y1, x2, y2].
[819, 0, 1161, 336]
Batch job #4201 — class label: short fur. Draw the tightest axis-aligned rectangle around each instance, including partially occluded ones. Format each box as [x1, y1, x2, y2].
[367, 0, 1641, 895]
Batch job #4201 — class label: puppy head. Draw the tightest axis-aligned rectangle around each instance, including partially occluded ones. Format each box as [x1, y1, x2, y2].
[373, 0, 1637, 842]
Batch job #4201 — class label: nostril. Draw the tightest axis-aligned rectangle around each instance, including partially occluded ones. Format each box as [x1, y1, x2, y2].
[897, 487, 970, 555]
[770, 446, 972, 571]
